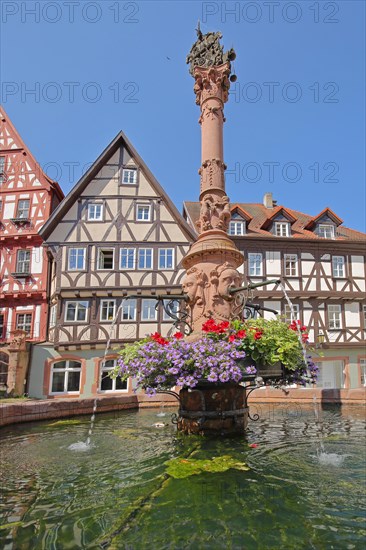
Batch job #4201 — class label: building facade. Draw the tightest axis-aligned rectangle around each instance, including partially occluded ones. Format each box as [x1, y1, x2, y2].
[184, 193, 366, 390]
[28, 132, 195, 399]
[0, 107, 63, 394]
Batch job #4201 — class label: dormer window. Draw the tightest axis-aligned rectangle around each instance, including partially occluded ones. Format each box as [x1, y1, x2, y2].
[122, 168, 137, 184]
[274, 222, 290, 237]
[318, 224, 335, 239]
[229, 220, 246, 236]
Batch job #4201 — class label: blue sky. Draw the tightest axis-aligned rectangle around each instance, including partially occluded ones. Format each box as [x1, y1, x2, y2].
[1, 0, 365, 231]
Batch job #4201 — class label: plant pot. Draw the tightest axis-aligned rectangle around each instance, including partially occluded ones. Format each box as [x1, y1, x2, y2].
[237, 357, 285, 381]
[177, 382, 248, 436]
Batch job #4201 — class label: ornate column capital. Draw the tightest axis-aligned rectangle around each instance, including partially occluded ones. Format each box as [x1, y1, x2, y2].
[193, 64, 231, 106]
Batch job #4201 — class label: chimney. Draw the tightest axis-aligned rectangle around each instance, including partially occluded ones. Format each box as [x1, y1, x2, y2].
[263, 192, 275, 208]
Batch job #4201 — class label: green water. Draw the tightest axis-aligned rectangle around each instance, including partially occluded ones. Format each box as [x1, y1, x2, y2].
[0, 405, 365, 549]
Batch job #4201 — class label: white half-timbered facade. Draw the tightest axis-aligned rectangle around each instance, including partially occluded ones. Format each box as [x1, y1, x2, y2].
[28, 132, 195, 399]
[184, 193, 366, 390]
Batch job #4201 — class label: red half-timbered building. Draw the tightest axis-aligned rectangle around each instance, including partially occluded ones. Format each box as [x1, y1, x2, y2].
[0, 107, 64, 394]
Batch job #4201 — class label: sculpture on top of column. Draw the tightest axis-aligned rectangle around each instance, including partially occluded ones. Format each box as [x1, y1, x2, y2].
[182, 26, 244, 335]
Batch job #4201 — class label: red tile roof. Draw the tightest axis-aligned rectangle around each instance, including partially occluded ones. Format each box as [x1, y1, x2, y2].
[183, 202, 366, 241]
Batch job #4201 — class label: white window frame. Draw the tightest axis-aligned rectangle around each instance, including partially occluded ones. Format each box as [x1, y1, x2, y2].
[16, 249, 31, 273]
[318, 224, 335, 239]
[141, 299, 157, 321]
[68, 248, 86, 271]
[100, 299, 116, 322]
[64, 301, 89, 323]
[120, 248, 136, 270]
[97, 248, 115, 270]
[16, 199, 30, 219]
[274, 222, 290, 237]
[49, 304, 57, 328]
[159, 248, 174, 270]
[122, 168, 137, 184]
[0, 314, 5, 340]
[228, 221, 246, 236]
[0, 156, 5, 173]
[360, 358, 366, 387]
[284, 254, 298, 277]
[137, 204, 151, 221]
[87, 203, 103, 221]
[248, 253, 263, 277]
[122, 299, 136, 321]
[99, 359, 128, 392]
[284, 304, 300, 324]
[332, 256, 345, 278]
[363, 305, 366, 329]
[50, 360, 81, 394]
[16, 313, 32, 336]
[328, 304, 342, 330]
[138, 248, 153, 269]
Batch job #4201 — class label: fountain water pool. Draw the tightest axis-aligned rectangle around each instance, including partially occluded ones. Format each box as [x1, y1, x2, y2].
[0, 405, 365, 549]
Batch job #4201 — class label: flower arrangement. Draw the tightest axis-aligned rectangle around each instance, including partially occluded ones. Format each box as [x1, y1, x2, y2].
[114, 318, 318, 395]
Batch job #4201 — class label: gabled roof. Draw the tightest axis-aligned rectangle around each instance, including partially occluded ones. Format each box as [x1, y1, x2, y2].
[260, 206, 297, 229]
[183, 201, 366, 241]
[40, 131, 196, 241]
[230, 204, 253, 221]
[0, 105, 64, 201]
[304, 207, 343, 230]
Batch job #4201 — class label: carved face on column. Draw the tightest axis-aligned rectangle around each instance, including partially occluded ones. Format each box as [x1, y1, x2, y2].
[182, 268, 207, 304]
[211, 262, 243, 298]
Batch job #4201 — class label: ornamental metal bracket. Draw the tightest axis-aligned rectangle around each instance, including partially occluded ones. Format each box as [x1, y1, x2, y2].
[228, 279, 281, 321]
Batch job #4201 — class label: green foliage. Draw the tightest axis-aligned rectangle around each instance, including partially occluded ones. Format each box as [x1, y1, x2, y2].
[235, 318, 305, 371]
[165, 455, 249, 478]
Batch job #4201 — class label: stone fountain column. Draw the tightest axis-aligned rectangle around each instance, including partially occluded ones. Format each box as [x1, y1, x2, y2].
[182, 29, 244, 336]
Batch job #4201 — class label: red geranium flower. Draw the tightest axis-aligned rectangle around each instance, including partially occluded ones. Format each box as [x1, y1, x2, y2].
[254, 331, 263, 340]
[173, 332, 184, 340]
[237, 330, 246, 339]
[229, 335, 236, 342]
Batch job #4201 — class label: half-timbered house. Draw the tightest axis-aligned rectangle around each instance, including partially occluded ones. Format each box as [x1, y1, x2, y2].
[184, 193, 366, 390]
[28, 132, 195, 399]
[0, 107, 64, 394]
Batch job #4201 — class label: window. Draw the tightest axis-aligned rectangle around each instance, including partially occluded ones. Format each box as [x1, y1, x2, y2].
[141, 299, 157, 321]
[0, 156, 6, 186]
[16, 313, 32, 336]
[137, 205, 151, 221]
[248, 253, 263, 276]
[49, 305, 57, 328]
[318, 224, 335, 239]
[159, 248, 174, 269]
[0, 314, 5, 339]
[316, 360, 345, 389]
[328, 304, 342, 329]
[68, 248, 86, 271]
[65, 301, 89, 322]
[332, 256, 345, 278]
[274, 222, 290, 237]
[50, 360, 81, 393]
[99, 359, 127, 392]
[363, 305, 366, 329]
[16, 250, 31, 273]
[163, 299, 180, 321]
[97, 249, 114, 270]
[229, 221, 246, 236]
[122, 168, 137, 184]
[100, 300, 116, 322]
[284, 254, 298, 277]
[120, 248, 136, 270]
[88, 203, 103, 221]
[16, 199, 30, 219]
[284, 304, 300, 324]
[138, 248, 153, 269]
[360, 359, 366, 387]
[122, 299, 136, 321]
[0, 352, 9, 386]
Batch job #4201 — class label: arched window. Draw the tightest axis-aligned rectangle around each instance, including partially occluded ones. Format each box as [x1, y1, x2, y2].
[0, 352, 9, 387]
[99, 359, 127, 392]
[50, 360, 81, 394]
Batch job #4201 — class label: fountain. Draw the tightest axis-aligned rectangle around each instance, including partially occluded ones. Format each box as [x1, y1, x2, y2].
[1, 28, 365, 550]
